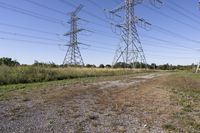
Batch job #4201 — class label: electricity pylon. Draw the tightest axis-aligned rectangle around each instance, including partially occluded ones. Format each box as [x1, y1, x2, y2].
[106, 0, 163, 68]
[63, 4, 85, 66]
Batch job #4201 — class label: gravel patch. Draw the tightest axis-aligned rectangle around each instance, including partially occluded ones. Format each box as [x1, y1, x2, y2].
[0, 73, 168, 133]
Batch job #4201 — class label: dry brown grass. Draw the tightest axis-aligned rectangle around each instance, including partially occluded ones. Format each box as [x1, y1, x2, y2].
[1, 72, 181, 132]
[92, 75, 177, 130]
[163, 74, 200, 132]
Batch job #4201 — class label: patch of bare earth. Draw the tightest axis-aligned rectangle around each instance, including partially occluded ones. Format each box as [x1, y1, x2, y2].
[0, 73, 176, 133]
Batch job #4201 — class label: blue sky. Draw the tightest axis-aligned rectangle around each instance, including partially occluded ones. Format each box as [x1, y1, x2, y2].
[0, 0, 200, 65]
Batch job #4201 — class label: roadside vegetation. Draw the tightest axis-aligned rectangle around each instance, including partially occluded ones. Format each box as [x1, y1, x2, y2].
[163, 73, 200, 132]
[0, 57, 197, 86]
[1, 57, 200, 132]
[0, 65, 149, 85]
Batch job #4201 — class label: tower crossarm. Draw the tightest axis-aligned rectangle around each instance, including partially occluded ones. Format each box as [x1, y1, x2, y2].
[70, 4, 83, 16]
[109, 4, 125, 14]
[109, 0, 144, 15]
[64, 28, 84, 36]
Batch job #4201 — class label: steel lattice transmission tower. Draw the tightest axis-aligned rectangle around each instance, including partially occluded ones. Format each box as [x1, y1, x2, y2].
[106, 0, 163, 67]
[63, 5, 85, 66]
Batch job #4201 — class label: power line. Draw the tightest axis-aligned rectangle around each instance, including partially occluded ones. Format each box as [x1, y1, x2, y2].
[0, 1, 65, 25]
[0, 30, 64, 42]
[1, 35, 197, 58]
[1, 25, 195, 53]
[141, 34, 197, 50]
[82, 37, 197, 52]
[146, 53, 195, 59]
[1, 21, 187, 49]
[142, 42, 195, 52]
[86, 48, 196, 60]
[1, 1, 200, 63]
[23, 0, 66, 15]
[0, 37, 60, 46]
[136, 41, 184, 51]
[0, 22, 60, 36]
[86, 0, 103, 10]
[143, 4, 200, 32]
[5, 34, 193, 59]
[165, 1, 200, 25]
[16, 0, 200, 47]
[168, 0, 200, 19]
[75, 36, 199, 53]
[2, 36, 195, 58]
[23, 0, 111, 29]
[0, 21, 118, 41]
[153, 25, 200, 45]
[58, 0, 108, 23]
[1, 22, 199, 52]
[112, 0, 121, 5]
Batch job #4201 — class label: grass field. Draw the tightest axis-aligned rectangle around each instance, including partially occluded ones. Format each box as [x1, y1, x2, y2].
[162, 73, 200, 132]
[0, 66, 154, 85]
[1, 70, 200, 132]
[0, 67, 155, 101]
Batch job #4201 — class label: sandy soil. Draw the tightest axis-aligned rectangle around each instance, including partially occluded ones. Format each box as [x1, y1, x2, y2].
[0, 73, 175, 133]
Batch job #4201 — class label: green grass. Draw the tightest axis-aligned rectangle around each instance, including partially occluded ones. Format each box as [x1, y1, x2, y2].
[0, 66, 154, 85]
[164, 72, 200, 132]
[162, 124, 176, 131]
[0, 71, 151, 101]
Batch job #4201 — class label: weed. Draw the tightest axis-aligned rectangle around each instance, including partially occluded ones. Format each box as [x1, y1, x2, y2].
[165, 72, 200, 132]
[22, 97, 31, 102]
[162, 124, 176, 131]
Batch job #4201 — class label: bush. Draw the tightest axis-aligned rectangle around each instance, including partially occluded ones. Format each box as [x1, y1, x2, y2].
[0, 57, 20, 66]
[0, 66, 145, 85]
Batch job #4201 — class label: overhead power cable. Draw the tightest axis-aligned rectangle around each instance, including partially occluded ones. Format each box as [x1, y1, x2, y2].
[153, 25, 200, 45]
[143, 4, 200, 32]
[1, 35, 197, 57]
[0, 37, 61, 46]
[141, 34, 197, 50]
[0, 22, 60, 36]
[24, 0, 110, 29]
[0, 1, 65, 25]
[23, 0, 66, 15]
[0, 30, 64, 42]
[58, 0, 108, 23]
[165, 2, 200, 25]
[168, 0, 200, 19]
[86, 0, 103, 10]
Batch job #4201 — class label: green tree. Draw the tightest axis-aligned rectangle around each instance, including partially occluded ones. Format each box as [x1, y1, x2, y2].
[0, 57, 20, 66]
[105, 64, 111, 68]
[99, 64, 105, 68]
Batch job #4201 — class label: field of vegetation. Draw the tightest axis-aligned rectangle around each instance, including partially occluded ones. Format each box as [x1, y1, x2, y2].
[1, 57, 200, 132]
[0, 65, 153, 85]
[162, 73, 200, 132]
[1, 67, 200, 132]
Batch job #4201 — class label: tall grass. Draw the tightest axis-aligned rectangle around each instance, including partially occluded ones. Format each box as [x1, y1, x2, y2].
[0, 66, 148, 85]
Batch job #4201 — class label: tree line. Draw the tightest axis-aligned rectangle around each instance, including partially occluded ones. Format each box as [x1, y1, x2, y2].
[0, 57, 196, 70]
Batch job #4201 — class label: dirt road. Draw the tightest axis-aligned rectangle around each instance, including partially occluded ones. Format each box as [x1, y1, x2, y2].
[0, 73, 174, 133]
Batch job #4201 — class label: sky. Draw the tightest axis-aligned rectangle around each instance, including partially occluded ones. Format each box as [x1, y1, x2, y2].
[1, 0, 200, 66]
